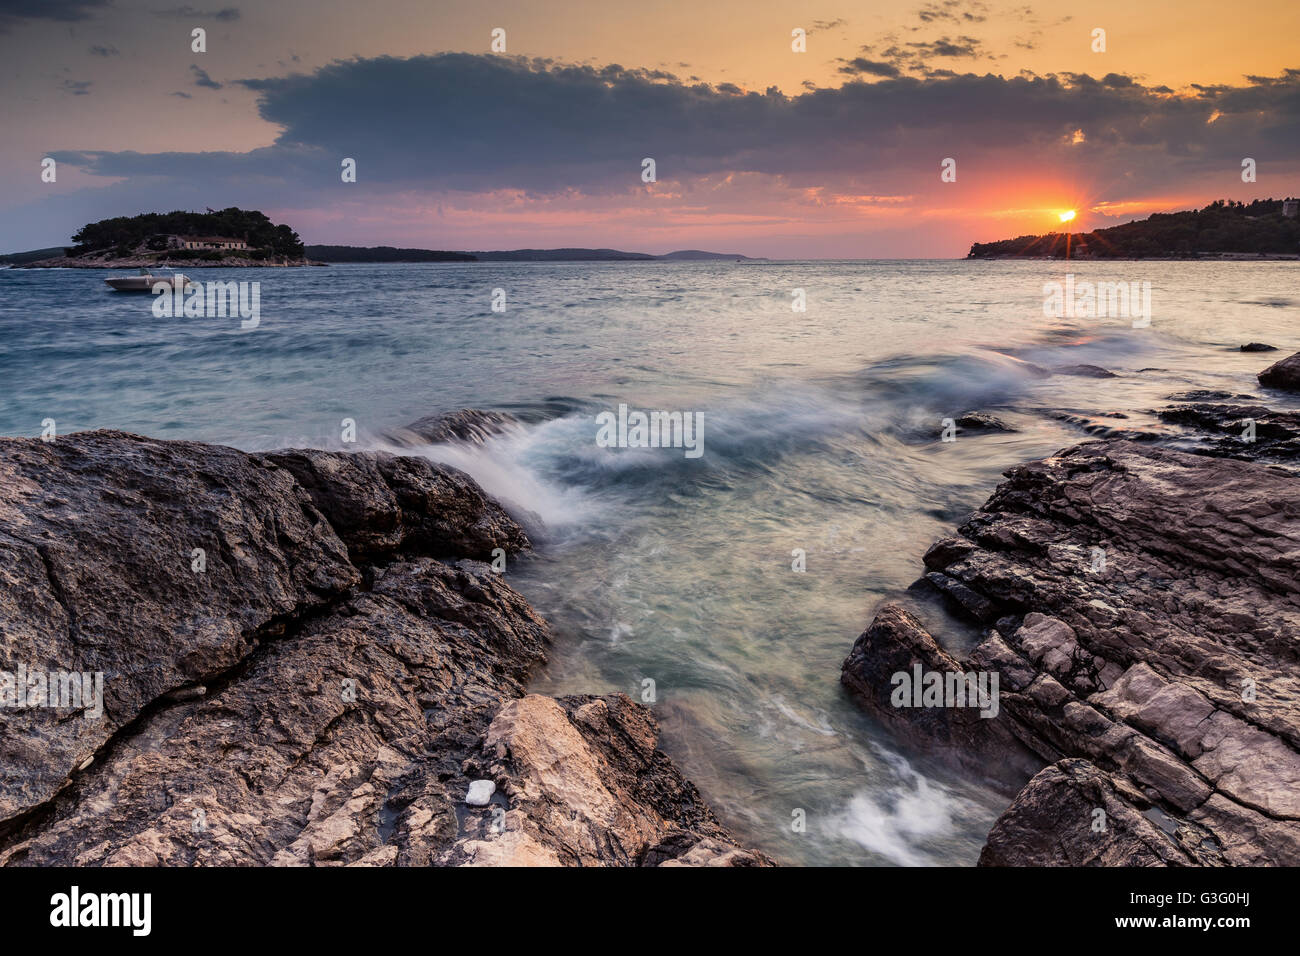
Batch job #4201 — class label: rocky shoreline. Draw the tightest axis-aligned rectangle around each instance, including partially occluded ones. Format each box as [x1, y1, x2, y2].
[0, 425, 769, 866]
[5, 348, 1300, 867]
[842, 350, 1300, 865]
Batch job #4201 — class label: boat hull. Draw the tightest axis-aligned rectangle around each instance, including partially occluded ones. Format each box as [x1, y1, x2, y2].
[105, 275, 193, 292]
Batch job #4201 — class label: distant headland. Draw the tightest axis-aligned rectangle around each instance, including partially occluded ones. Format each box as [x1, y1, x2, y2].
[1, 208, 765, 267]
[968, 198, 1300, 259]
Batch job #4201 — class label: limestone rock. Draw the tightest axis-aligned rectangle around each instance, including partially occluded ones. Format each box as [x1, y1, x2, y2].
[844, 439, 1300, 866]
[0, 428, 764, 867]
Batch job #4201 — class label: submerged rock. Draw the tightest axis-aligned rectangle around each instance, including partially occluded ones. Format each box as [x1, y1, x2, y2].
[0, 429, 767, 867]
[1157, 402, 1300, 461]
[1240, 343, 1277, 352]
[1048, 410, 1162, 442]
[1051, 364, 1117, 378]
[843, 439, 1300, 866]
[386, 409, 517, 447]
[956, 411, 1018, 433]
[1165, 389, 1257, 402]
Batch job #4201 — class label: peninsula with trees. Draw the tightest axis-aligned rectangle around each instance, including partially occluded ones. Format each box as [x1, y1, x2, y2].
[16, 208, 315, 268]
[967, 198, 1300, 259]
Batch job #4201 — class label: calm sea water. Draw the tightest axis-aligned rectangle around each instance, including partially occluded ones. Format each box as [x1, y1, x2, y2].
[2, 260, 1297, 865]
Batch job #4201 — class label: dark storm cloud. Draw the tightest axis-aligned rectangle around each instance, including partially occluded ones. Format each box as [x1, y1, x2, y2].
[48, 54, 1300, 196]
[0, 0, 110, 32]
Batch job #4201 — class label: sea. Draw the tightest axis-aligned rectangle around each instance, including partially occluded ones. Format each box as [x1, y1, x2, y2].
[2, 259, 1296, 865]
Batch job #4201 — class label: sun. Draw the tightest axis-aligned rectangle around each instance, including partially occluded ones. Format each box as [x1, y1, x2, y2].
[1059, 209, 1077, 223]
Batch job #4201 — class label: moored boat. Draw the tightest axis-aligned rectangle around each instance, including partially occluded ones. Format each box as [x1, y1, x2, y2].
[105, 269, 194, 292]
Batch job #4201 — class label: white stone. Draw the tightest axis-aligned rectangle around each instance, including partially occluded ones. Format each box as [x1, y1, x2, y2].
[465, 779, 496, 806]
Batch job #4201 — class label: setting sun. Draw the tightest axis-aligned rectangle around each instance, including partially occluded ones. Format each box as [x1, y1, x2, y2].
[1059, 210, 1077, 223]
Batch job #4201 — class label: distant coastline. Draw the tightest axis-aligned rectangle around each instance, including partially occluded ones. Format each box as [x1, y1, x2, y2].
[0, 210, 767, 267]
[5, 243, 768, 268]
[305, 246, 766, 263]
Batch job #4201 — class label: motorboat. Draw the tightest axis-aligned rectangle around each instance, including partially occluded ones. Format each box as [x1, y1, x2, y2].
[105, 269, 194, 292]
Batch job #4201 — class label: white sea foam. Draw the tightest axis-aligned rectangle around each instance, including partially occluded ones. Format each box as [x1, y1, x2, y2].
[376, 417, 602, 532]
[834, 778, 965, 867]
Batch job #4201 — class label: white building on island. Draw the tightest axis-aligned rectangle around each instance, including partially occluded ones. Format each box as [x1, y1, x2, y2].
[169, 235, 249, 251]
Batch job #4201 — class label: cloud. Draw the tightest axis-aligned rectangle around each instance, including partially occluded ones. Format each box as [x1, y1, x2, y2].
[49, 55, 1300, 188]
[31, 54, 1300, 251]
[917, 1, 988, 24]
[0, 0, 110, 32]
[838, 58, 903, 78]
[807, 18, 847, 34]
[858, 33, 989, 77]
[152, 5, 239, 19]
[88, 43, 120, 56]
[907, 36, 983, 58]
[190, 64, 222, 88]
[60, 79, 93, 95]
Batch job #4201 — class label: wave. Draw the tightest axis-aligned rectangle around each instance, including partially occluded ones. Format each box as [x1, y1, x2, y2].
[365, 325, 1162, 533]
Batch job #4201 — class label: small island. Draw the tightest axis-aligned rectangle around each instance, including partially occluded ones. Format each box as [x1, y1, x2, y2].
[967, 198, 1300, 259]
[19, 208, 317, 268]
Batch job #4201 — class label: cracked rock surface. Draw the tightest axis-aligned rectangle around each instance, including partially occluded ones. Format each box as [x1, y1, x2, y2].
[842, 439, 1300, 866]
[0, 430, 769, 867]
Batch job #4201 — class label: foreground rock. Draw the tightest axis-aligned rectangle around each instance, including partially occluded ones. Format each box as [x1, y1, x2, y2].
[843, 439, 1300, 866]
[955, 411, 1017, 433]
[0, 430, 767, 866]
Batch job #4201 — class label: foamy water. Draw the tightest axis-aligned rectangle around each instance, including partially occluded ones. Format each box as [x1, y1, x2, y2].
[2, 259, 1297, 864]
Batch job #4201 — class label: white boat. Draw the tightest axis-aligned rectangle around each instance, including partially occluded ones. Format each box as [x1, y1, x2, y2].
[105, 269, 194, 292]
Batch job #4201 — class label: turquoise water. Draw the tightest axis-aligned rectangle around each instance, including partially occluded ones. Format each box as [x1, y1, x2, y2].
[2, 260, 1296, 865]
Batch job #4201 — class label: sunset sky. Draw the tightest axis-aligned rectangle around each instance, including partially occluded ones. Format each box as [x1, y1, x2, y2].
[3, 0, 1299, 256]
